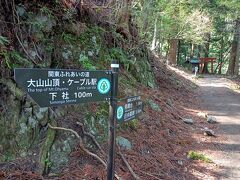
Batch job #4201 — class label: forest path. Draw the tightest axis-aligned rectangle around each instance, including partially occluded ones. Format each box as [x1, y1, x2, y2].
[197, 76, 240, 180]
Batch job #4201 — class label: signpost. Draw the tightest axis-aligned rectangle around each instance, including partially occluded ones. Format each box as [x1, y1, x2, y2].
[117, 96, 143, 122]
[107, 61, 119, 180]
[14, 62, 143, 180]
[14, 69, 111, 107]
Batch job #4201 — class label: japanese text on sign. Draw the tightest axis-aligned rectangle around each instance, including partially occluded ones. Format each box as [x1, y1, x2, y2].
[117, 96, 143, 122]
[14, 69, 112, 107]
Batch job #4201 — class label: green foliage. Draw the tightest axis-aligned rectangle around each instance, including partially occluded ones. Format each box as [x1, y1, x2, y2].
[45, 158, 53, 168]
[1, 152, 15, 162]
[183, 10, 212, 44]
[0, 50, 31, 69]
[196, 75, 205, 78]
[61, 32, 77, 44]
[109, 48, 126, 60]
[127, 119, 139, 130]
[40, 119, 56, 174]
[40, 6, 53, 17]
[78, 26, 104, 46]
[132, 0, 214, 58]
[118, 119, 139, 131]
[0, 36, 11, 68]
[78, 53, 96, 70]
[218, 0, 240, 19]
[187, 151, 213, 163]
[45, 41, 54, 52]
[96, 103, 109, 117]
[0, 50, 11, 69]
[109, 48, 134, 70]
[0, 36, 9, 46]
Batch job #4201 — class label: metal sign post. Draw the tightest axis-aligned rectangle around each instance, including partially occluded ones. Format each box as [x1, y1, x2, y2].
[107, 61, 119, 180]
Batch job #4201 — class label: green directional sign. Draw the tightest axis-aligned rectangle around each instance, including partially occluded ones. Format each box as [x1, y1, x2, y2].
[117, 96, 143, 122]
[117, 106, 124, 120]
[14, 68, 112, 107]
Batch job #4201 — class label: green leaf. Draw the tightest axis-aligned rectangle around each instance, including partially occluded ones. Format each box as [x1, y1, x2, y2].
[0, 36, 9, 46]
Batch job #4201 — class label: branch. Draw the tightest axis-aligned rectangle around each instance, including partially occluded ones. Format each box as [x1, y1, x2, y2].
[12, 0, 38, 65]
[14, 34, 38, 65]
[117, 145, 140, 180]
[33, 42, 43, 61]
[76, 122, 105, 155]
[47, 123, 105, 164]
[48, 123, 81, 139]
[47, 123, 121, 180]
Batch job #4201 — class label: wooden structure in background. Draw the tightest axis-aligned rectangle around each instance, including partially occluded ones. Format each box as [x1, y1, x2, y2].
[199, 57, 217, 74]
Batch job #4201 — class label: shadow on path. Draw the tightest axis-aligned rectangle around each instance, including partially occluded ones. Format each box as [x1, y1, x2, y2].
[197, 76, 240, 180]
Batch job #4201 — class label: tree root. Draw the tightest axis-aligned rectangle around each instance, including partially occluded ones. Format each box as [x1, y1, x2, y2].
[76, 121, 105, 155]
[47, 123, 121, 180]
[117, 145, 140, 180]
[48, 123, 81, 139]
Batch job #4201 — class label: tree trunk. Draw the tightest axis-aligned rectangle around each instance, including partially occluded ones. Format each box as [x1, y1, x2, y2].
[177, 40, 181, 64]
[142, 1, 152, 40]
[168, 39, 178, 65]
[151, 18, 158, 51]
[218, 36, 224, 74]
[116, 0, 131, 40]
[227, 40, 237, 75]
[234, 20, 240, 75]
[227, 19, 240, 76]
[159, 38, 162, 55]
[165, 40, 170, 60]
[202, 33, 210, 74]
[190, 43, 194, 59]
[197, 45, 202, 58]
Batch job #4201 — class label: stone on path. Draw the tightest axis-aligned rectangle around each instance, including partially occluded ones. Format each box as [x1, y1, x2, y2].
[183, 118, 194, 125]
[197, 112, 208, 118]
[178, 160, 183, 166]
[203, 127, 215, 136]
[207, 116, 217, 124]
[148, 99, 162, 112]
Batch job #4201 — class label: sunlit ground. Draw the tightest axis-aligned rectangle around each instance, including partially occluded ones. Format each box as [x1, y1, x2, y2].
[169, 65, 240, 179]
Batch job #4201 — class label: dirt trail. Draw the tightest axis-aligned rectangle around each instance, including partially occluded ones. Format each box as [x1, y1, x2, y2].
[197, 76, 240, 180]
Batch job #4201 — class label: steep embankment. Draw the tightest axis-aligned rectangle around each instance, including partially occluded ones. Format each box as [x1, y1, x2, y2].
[0, 0, 153, 177]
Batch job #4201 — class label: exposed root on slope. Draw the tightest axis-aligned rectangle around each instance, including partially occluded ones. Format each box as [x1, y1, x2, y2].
[47, 123, 121, 180]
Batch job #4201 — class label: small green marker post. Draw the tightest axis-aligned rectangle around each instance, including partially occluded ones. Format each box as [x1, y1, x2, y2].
[107, 60, 119, 180]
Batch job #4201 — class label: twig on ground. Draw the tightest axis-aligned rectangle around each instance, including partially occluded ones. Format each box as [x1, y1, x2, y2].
[117, 145, 140, 180]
